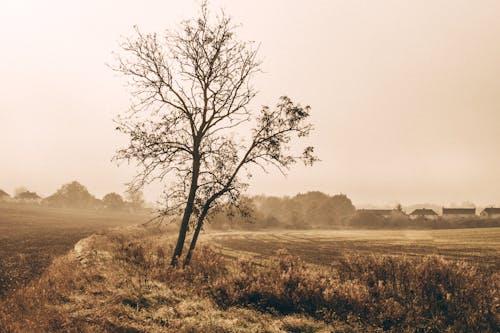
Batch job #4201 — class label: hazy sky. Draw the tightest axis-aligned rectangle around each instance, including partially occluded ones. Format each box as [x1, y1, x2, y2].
[1, 0, 500, 206]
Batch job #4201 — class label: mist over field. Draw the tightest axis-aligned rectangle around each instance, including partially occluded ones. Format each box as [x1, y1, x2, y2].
[1, 1, 499, 332]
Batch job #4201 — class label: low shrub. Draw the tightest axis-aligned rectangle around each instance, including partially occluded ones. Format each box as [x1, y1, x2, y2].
[204, 251, 499, 332]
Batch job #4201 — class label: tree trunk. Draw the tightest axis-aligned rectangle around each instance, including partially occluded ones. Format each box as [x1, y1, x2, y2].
[183, 204, 209, 267]
[170, 156, 200, 266]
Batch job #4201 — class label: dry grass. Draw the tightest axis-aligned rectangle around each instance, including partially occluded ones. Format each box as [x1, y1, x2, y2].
[1, 225, 498, 332]
[210, 251, 498, 332]
[0, 202, 149, 298]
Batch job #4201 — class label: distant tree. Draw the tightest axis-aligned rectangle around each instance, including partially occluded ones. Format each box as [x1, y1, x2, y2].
[249, 192, 356, 228]
[103, 192, 125, 210]
[253, 196, 287, 222]
[298, 192, 329, 225]
[112, 2, 317, 266]
[207, 197, 257, 230]
[15, 191, 41, 202]
[43, 181, 98, 209]
[289, 192, 355, 226]
[125, 189, 144, 210]
[329, 194, 356, 223]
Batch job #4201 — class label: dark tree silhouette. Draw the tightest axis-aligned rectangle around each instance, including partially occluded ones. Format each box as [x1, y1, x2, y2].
[43, 181, 97, 209]
[102, 192, 125, 210]
[112, 2, 317, 266]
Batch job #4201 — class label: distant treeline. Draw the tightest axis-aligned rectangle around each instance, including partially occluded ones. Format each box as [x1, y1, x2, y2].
[3, 185, 498, 229]
[0, 181, 144, 211]
[209, 191, 355, 230]
[209, 191, 500, 230]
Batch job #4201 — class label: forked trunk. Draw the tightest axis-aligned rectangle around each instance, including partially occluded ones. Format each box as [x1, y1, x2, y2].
[183, 204, 209, 267]
[170, 156, 200, 266]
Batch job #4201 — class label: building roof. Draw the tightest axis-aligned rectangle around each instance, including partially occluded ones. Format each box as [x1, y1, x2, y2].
[410, 208, 438, 216]
[481, 207, 500, 215]
[442, 208, 475, 215]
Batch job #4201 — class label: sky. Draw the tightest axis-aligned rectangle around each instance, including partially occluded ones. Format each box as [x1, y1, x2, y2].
[1, 0, 500, 207]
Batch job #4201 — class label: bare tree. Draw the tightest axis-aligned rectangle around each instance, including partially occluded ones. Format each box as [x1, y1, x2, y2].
[112, 2, 317, 266]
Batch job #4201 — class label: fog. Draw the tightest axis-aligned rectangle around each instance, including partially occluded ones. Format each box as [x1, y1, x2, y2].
[1, 0, 500, 206]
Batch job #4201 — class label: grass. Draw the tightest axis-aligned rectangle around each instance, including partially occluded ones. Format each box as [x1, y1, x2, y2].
[0, 202, 149, 298]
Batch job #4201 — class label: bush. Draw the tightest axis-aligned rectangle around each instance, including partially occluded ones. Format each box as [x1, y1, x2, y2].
[205, 252, 499, 332]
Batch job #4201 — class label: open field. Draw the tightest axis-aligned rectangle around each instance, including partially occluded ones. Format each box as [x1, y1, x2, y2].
[207, 228, 500, 269]
[0, 203, 150, 298]
[2, 202, 498, 300]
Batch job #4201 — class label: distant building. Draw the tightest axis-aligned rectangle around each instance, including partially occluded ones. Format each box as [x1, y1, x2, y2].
[480, 207, 500, 218]
[409, 208, 438, 220]
[442, 207, 476, 219]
